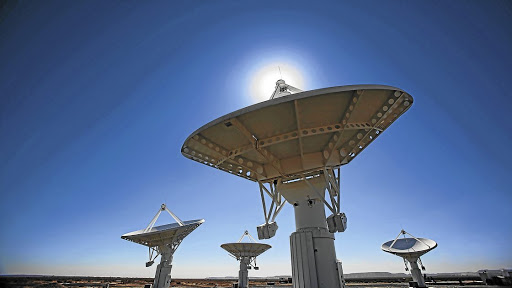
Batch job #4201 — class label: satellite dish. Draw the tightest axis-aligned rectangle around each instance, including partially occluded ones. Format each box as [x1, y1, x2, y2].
[381, 230, 437, 288]
[182, 80, 413, 288]
[221, 230, 271, 288]
[122, 204, 204, 288]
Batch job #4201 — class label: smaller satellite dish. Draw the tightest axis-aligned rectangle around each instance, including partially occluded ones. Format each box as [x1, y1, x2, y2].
[221, 242, 271, 258]
[122, 219, 205, 248]
[381, 230, 437, 288]
[381, 237, 437, 258]
[122, 204, 204, 288]
[221, 230, 271, 288]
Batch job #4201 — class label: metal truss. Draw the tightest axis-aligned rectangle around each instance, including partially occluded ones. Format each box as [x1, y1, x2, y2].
[302, 167, 347, 233]
[258, 180, 286, 225]
[302, 167, 341, 215]
[145, 204, 184, 233]
[145, 223, 200, 267]
[256, 180, 286, 239]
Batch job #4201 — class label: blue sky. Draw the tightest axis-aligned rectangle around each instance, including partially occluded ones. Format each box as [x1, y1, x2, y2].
[1, 0, 511, 278]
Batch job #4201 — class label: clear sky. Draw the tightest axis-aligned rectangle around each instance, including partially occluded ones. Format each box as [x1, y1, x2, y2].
[1, 0, 511, 278]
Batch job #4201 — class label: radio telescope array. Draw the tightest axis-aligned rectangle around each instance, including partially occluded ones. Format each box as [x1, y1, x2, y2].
[122, 204, 204, 288]
[221, 230, 271, 288]
[381, 230, 438, 288]
[182, 79, 414, 287]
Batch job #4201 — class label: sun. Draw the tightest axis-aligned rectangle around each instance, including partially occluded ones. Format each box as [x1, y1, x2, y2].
[249, 62, 305, 103]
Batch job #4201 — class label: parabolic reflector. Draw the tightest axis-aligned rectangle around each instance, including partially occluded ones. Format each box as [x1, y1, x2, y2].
[122, 219, 204, 248]
[221, 242, 271, 258]
[181, 85, 413, 183]
[381, 237, 437, 258]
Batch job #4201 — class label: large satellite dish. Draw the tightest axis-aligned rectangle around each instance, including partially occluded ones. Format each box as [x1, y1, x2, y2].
[182, 79, 413, 288]
[382, 230, 437, 288]
[182, 83, 412, 183]
[221, 231, 271, 288]
[122, 204, 204, 288]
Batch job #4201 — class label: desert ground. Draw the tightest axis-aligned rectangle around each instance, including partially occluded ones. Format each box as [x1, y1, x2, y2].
[0, 275, 495, 288]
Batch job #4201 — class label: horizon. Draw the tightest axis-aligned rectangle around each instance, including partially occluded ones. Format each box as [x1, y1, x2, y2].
[0, 270, 489, 278]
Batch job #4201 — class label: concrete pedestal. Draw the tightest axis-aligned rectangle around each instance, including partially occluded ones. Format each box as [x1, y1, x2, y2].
[280, 177, 343, 288]
[238, 257, 250, 288]
[153, 246, 173, 288]
[407, 258, 425, 288]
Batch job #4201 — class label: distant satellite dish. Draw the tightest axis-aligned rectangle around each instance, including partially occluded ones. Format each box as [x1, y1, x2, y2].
[381, 230, 437, 288]
[183, 79, 413, 288]
[122, 204, 204, 288]
[382, 237, 437, 258]
[221, 230, 271, 288]
[221, 242, 272, 259]
[122, 219, 205, 248]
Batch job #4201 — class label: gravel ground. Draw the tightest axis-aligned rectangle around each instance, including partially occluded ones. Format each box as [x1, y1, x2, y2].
[0, 277, 496, 288]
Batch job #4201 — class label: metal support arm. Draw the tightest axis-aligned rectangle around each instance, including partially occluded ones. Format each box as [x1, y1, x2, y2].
[390, 230, 433, 250]
[257, 180, 286, 239]
[144, 204, 184, 233]
[302, 168, 347, 233]
[270, 79, 303, 99]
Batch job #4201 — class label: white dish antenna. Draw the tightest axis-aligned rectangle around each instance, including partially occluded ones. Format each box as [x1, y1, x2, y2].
[381, 230, 437, 288]
[182, 80, 413, 288]
[122, 204, 204, 288]
[221, 230, 271, 288]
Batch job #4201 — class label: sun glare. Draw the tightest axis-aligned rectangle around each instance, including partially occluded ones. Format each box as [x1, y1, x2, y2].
[249, 62, 305, 103]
